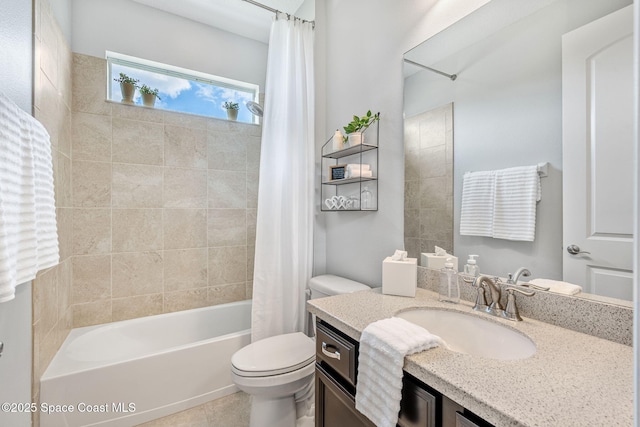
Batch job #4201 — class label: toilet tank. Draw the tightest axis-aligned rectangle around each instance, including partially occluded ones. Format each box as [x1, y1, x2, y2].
[308, 274, 370, 299]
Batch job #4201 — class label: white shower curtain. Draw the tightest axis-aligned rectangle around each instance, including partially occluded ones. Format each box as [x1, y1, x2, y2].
[251, 14, 315, 343]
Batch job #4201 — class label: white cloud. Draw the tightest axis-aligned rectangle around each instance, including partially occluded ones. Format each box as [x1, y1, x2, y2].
[194, 83, 254, 111]
[112, 64, 191, 99]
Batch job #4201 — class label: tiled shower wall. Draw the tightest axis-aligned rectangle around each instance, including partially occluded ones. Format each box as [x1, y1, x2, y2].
[70, 53, 260, 327]
[404, 103, 454, 259]
[31, 0, 74, 423]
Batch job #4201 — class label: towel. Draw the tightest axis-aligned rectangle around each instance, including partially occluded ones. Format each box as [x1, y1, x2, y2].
[355, 317, 445, 427]
[460, 166, 541, 241]
[345, 170, 373, 179]
[460, 170, 495, 238]
[0, 92, 59, 302]
[529, 278, 582, 295]
[347, 164, 370, 172]
[492, 166, 540, 241]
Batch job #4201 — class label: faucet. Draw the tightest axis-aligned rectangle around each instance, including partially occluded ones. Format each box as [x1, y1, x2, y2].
[506, 267, 531, 284]
[475, 275, 504, 316]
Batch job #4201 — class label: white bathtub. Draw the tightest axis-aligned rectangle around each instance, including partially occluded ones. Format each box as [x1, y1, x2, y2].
[40, 300, 252, 427]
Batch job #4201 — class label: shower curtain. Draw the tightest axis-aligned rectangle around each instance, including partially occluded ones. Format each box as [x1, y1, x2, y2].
[251, 13, 315, 343]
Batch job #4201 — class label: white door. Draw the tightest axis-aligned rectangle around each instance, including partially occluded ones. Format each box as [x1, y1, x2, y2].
[562, 5, 634, 300]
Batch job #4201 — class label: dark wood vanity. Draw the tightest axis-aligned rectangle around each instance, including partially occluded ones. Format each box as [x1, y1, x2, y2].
[315, 319, 494, 427]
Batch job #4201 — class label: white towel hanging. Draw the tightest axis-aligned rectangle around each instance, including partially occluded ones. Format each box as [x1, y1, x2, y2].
[0, 92, 59, 302]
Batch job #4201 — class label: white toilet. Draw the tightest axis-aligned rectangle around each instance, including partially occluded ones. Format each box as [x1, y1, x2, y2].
[231, 275, 370, 427]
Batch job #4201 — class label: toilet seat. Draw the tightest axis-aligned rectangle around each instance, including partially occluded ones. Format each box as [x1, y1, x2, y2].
[231, 332, 315, 378]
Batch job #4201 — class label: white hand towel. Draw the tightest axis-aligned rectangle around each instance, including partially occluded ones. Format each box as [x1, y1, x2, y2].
[355, 317, 444, 427]
[529, 278, 582, 295]
[492, 165, 540, 241]
[0, 92, 59, 302]
[460, 170, 495, 238]
[345, 170, 373, 179]
[347, 163, 370, 172]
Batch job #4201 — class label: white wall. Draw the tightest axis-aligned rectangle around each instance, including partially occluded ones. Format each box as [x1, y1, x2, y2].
[0, 1, 33, 425]
[316, 0, 489, 286]
[71, 0, 268, 90]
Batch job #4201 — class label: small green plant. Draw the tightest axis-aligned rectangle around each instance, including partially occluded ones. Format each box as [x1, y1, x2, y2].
[343, 110, 380, 141]
[113, 73, 139, 86]
[223, 101, 239, 110]
[139, 84, 161, 100]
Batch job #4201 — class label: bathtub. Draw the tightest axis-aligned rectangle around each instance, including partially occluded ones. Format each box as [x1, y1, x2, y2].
[40, 300, 252, 427]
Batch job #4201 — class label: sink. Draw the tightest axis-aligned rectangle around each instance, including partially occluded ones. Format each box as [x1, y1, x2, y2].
[396, 308, 536, 360]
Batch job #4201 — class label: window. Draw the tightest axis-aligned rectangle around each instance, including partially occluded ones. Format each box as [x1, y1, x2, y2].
[107, 51, 260, 124]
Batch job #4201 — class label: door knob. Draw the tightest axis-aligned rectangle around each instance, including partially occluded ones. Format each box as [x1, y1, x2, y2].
[567, 244, 590, 255]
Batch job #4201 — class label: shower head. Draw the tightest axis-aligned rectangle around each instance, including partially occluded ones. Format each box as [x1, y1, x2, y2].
[246, 101, 264, 117]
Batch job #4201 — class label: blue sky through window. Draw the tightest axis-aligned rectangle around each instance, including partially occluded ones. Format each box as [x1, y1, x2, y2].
[109, 60, 257, 124]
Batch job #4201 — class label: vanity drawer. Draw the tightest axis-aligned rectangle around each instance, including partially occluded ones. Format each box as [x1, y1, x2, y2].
[316, 321, 358, 386]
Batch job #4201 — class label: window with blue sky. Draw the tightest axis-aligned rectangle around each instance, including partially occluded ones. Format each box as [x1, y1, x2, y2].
[107, 51, 259, 124]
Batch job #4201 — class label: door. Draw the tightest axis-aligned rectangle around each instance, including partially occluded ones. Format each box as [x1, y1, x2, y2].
[562, 5, 634, 300]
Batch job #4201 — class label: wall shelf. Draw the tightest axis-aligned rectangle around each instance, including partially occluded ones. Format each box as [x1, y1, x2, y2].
[320, 120, 379, 212]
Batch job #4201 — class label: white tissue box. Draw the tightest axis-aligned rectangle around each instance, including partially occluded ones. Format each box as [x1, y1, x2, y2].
[382, 257, 417, 297]
[421, 253, 458, 271]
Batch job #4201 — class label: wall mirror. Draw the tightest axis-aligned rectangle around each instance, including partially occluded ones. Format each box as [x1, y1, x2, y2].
[403, 0, 634, 305]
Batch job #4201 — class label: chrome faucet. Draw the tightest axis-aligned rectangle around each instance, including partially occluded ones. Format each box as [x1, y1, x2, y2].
[506, 267, 531, 284]
[463, 275, 536, 322]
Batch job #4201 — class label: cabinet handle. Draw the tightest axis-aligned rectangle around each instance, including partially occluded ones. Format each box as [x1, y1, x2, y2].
[321, 342, 341, 360]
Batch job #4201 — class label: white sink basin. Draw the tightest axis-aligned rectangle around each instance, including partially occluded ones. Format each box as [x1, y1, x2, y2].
[396, 308, 536, 360]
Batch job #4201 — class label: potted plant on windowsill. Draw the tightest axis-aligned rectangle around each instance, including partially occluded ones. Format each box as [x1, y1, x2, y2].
[139, 84, 161, 107]
[223, 101, 240, 121]
[113, 73, 139, 105]
[343, 110, 380, 146]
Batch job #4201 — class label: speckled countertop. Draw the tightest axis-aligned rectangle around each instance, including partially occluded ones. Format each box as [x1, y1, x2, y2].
[307, 288, 633, 427]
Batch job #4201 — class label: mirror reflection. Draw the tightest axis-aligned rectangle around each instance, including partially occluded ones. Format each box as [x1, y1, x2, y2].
[403, 0, 634, 303]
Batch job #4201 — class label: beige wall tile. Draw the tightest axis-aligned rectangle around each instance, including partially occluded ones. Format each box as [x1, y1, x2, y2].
[54, 151, 72, 208]
[57, 259, 72, 319]
[72, 160, 112, 207]
[245, 281, 253, 300]
[208, 246, 247, 286]
[163, 168, 207, 208]
[112, 117, 164, 154]
[164, 248, 208, 292]
[72, 112, 112, 162]
[164, 125, 207, 169]
[72, 54, 111, 116]
[58, 105, 72, 158]
[163, 209, 207, 250]
[208, 170, 246, 209]
[247, 245, 255, 282]
[112, 131, 164, 166]
[112, 294, 163, 322]
[112, 163, 163, 208]
[72, 255, 111, 304]
[164, 111, 207, 129]
[37, 74, 61, 146]
[246, 209, 257, 245]
[246, 135, 261, 171]
[207, 209, 246, 247]
[112, 251, 163, 298]
[112, 103, 163, 123]
[72, 208, 111, 255]
[33, 267, 58, 333]
[112, 209, 163, 252]
[420, 146, 447, 179]
[246, 171, 259, 209]
[57, 207, 73, 262]
[207, 132, 247, 171]
[208, 283, 246, 306]
[73, 300, 112, 327]
[419, 177, 448, 209]
[163, 288, 208, 313]
[39, 7, 58, 88]
[57, 33, 72, 110]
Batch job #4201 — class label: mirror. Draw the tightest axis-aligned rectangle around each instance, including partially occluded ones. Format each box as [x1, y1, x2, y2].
[403, 0, 633, 304]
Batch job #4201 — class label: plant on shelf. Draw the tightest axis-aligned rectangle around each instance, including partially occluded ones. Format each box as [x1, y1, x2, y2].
[113, 73, 139, 105]
[139, 84, 161, 107]
[223, 101, 240, 121]
[343, 110, 380, 145]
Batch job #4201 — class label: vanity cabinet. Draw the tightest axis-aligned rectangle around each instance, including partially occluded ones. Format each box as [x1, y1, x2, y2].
[315, 319, 495, 427]
[320, 120, 378, 212]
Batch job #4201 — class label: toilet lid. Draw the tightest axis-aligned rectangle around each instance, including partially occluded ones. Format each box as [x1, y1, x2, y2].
[231, 332, 315, 377]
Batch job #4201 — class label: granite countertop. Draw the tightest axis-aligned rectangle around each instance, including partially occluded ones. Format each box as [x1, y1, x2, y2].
[307, 288, 633, 427]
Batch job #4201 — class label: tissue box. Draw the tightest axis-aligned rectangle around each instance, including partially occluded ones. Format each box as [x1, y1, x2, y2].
[421, 253, 458, 271]
[382, 257, 417, 297]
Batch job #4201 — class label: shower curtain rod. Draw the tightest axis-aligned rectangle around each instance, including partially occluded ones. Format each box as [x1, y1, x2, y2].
[241, 0, 315, 25]
[403, 58, 457, 81]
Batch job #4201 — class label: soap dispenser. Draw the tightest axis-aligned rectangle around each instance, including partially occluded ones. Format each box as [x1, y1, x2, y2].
[439, 258, 460, 304]
[464, 254, 480, 278]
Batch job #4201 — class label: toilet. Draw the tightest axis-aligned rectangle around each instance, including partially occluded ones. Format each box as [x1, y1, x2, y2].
[231, 275, 370, 427]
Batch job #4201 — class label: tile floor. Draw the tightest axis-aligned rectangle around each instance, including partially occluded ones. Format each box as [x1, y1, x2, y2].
[136, 392, 250, 427]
